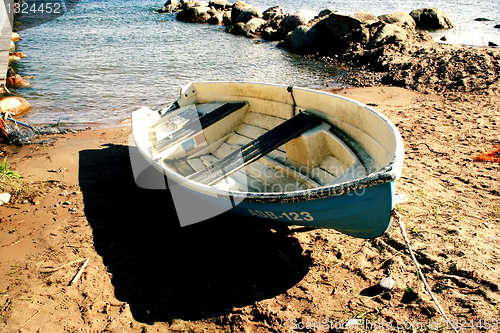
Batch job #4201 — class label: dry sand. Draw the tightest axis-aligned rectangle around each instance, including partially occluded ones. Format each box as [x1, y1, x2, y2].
[0, 86, 499, 332]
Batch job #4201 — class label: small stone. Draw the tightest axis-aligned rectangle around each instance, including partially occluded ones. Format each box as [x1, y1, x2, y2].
[0, 193, 11, 205]
[379, 277, 395, 290]
[345, 319, 363, 328]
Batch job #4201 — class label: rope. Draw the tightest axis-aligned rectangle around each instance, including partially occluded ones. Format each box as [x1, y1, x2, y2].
[392, 209, 460, 333]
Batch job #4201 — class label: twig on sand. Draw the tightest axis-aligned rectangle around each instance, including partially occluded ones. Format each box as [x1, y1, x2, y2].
[413, 142, 449, 156]
[372, 250, 404, 270]
[70, 258, 89, 285]
[1, 236, 25, 248]
[21, 310, 40, 329]
[40, 258, 87, 273]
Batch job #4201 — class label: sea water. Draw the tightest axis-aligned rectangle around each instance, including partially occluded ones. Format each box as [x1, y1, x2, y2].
[12, 0, 500, 126]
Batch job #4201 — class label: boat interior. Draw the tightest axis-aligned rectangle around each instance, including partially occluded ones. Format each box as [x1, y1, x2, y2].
[147, 93, 391, 194]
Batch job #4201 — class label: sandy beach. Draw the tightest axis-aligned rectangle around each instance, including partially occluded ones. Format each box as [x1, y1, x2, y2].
[0, 84, 498, 332]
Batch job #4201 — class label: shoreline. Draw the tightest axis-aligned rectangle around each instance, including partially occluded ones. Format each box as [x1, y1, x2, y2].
[1, 2, 499, 129]
[1, 84, 499, 331]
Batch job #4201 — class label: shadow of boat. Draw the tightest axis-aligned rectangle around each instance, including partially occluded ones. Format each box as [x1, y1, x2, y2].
[78, 143, 311, 324]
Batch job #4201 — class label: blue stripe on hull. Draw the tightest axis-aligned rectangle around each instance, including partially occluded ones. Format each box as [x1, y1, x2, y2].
[231, 182, 395, 239]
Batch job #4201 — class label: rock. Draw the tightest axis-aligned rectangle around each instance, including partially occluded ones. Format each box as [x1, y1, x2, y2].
[6, 76, 31, 88]
[164, 0, 178, 6]
[259, 7, 285, 40]
[209, 0, 232, 10]
[231, 1, 252, 24]
[312, 13, 365, 54]
[474, 18, 492, 21]
[176, 6, 211, 23]
[179, 0, 207, 9]
[495, 24, 500, 29]
[0, 96, 31, 115]
[345, 319, 363, 328]
[244, 17, 266, 34]
[379, 277, 395, 290]
[322, 13, 364, 40]
[207, 11, 224, 24]
[353, 11, 378, 24]
[160, 4, 178, 13]
[236, 7, 261, 24]
[178, 0, 192, 9]
[222, 10, 232, 25]
[230, 17, 266, 37]
[207, 7, 218, 16]
[10, 40, 15, 52]
[11, 32, 20, 42]
[8, 52, 27, 64]
[318, 8, 338, 18]
[378, 12, 416, 29]
[261, 26, 277, 40]
[281, 9, 317, 36]
[290, 25, 316, 53]
[0, 193, 11, 206]
[489, 41, 498, 47]
[409, 8, 454, 29]
[440, 35, 447, 41]
[370, 23, 409, 48]
[262, 6, 283, 21]
[194, 1, 209, 6]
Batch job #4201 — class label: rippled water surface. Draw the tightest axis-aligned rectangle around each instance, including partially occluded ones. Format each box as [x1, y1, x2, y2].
[14, 0, 500, 126]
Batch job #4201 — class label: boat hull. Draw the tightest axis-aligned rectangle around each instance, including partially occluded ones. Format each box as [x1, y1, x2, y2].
[163, 175, 394, 238]
[231, 182, 394, 238]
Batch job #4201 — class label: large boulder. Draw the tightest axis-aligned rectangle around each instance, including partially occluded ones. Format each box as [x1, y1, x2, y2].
[176, 6, 211, 22]
[11, 32, 20, 42]
[318, 8, 338, 18]
[409, 8, 453, 29]
[0, 97, 30, 116]
[281, 9, 317, 36]
[378, 12, 416, 29]
[231, 1, 252, 24]
[313, 13, 367, 53]
[290, 25, 316, 53]
[222, 10, 232, 25]
[178, 0, 208, 9]
[353, 11, 378, 24]
[262, 6, 284, 20]
[159, 0, 179, 13]
[259, 6, 285, 40]
[207, 11, 225, 24]
[209, 0, 232, 10]
[369, 23, 409, 48]
[6, 76, 31, 88]
[245, 17, 266, 34]
[230, 17, 266, 37]
[236, 7, 261, 24]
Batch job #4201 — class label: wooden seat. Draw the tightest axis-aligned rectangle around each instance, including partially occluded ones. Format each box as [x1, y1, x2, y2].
[154, 102, 247, 154]
[189, 112, 322, 186]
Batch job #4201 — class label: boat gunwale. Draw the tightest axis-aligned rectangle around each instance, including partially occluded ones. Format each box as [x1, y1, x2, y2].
[142, 82, 404, 204]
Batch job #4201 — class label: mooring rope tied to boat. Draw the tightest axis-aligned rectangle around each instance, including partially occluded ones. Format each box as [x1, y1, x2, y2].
[392, 209, 460, 333]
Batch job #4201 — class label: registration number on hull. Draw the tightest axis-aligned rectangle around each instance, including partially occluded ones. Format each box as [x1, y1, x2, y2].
[248, 209, 314, 221]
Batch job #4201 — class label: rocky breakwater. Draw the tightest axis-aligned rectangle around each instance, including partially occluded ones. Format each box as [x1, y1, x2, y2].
[161, 0, 500, 93]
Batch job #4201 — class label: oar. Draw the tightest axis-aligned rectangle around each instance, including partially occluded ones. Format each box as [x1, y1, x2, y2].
[6, 116, 33, 129]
